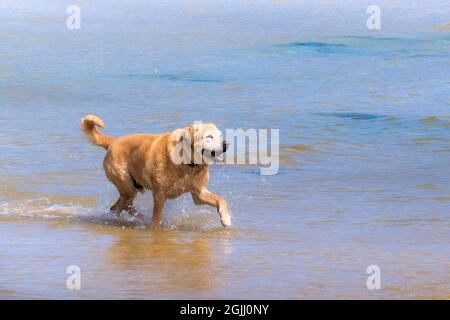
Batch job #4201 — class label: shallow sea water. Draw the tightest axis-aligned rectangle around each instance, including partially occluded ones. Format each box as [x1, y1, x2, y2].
[0, 1, 449, 299]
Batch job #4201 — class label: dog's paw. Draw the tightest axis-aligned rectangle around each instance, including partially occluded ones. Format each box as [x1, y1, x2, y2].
[219, 210, 232, 228]
[131, 212, 145, 222]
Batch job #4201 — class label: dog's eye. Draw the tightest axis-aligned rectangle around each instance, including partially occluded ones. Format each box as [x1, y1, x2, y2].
[205, 135, 213, 139]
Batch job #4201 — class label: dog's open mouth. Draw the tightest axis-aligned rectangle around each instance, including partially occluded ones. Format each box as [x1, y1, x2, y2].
[202, 149, 225, 162]
[215, 153, 224, 162]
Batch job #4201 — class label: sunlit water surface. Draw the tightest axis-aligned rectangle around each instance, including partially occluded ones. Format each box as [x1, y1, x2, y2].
[0, 1, 449, 299]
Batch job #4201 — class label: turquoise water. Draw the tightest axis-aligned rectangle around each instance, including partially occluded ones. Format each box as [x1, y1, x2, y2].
[0, 1, 449, 299]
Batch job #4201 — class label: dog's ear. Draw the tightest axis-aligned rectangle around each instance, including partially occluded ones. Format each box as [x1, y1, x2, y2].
[171, 125, 194, 144]
[169, 125, 196, 165]
[170, 128, 185, 143]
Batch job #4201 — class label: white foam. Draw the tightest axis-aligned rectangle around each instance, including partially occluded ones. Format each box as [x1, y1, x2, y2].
[0, 197, 95, 219]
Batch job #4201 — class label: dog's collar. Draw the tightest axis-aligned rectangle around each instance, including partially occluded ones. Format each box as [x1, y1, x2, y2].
[188, 162, 199, 167]
[187, 162, 207, 169]
[187, 149, 204, 167]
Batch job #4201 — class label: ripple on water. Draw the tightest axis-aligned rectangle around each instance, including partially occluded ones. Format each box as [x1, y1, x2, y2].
[315, 112, 386, 121]
[123, 72, 222, 83]
[417, 116, 450, 129]
[415, 184, 440, 190]
[280, 41, 350, 53]
[418, 116, 440, 123]
[279, 143, 314, 166]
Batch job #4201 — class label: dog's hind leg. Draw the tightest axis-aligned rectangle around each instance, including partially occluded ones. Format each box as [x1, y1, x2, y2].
[107, 172, 142, 220]
[110, 191, 144, 221]
[111, 197, 144, 220]
[124, 201, 144, 221]
[110, 196, 133, 216]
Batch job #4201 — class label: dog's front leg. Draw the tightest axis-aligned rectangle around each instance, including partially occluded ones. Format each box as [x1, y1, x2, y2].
[192, 189, 231, 227]
[151, 192, 166, 227]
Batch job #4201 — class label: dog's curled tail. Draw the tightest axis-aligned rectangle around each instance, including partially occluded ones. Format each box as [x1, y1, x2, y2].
[81, 115, 114, 150]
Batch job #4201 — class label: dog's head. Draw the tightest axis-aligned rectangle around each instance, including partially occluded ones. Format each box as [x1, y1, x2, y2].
[170, 122, 228, 165]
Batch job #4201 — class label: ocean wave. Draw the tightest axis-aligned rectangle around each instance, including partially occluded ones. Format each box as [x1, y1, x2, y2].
[0, 197, 95, 219]
[315, 112, 386, 121]
[272, 36, 450, 58]
[123, 72, 222, 83]
[278, 41, 351, 54]
[283, 41, 348, 48]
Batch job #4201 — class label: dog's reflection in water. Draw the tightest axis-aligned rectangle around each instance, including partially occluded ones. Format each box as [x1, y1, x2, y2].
[101, 228, 229, 296]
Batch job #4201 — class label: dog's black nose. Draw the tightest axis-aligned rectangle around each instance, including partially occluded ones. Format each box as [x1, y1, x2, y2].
[223, 141, 229, 152]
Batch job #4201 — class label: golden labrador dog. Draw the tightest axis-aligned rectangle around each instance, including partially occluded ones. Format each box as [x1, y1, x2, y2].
[81, 115, 231, 227]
